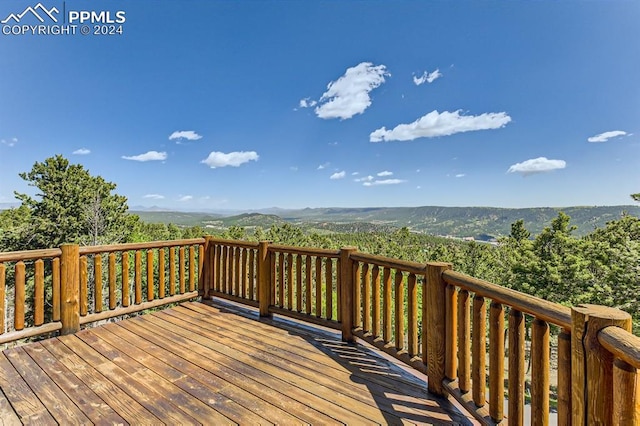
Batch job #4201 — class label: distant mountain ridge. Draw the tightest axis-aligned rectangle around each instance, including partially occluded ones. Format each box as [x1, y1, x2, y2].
[132, 205, 640, 239]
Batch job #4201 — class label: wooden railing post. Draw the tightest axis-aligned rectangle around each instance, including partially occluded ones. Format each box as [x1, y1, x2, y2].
[258, 241, 271, 317]
[201, 236, 213, 300]
[340, 246, 357, 343]
[571, 304, 632, 425]
[425, 262, 452, 396]
[60, 244, 80, 335]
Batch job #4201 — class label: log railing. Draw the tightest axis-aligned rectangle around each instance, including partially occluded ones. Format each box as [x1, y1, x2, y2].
[1, 236, 638, 425]
[0, 238, 204, 344]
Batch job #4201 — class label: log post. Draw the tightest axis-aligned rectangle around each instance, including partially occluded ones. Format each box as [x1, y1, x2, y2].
[258, 241, 271, 317]
[201, 236, 213, 300]
[339, 246, 357, 342]
[426, 262, 453, 396]
[571, 304, 632, 425]
[60, 244, 80, 335]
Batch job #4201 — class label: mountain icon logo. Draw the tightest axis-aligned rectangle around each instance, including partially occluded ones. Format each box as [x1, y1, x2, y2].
[1, 3, 59, 24]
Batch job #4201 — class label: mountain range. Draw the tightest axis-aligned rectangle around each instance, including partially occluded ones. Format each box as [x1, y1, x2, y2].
[131, 205, 640, 240]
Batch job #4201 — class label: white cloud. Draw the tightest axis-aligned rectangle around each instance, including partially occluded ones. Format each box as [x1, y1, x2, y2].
[354, 175, 374, 183]
[377, 171, 393, 177]
[299, 98, 317, 108]
[330, 171, 346, 180]
[72, 148, 91, 155]
[178, 195, 193, 202]
[352, 172, 359, 175]
[317, 162, 330, 170]
[370, 110, 511, 142]
[169, 130, 202, 141]
[1, 137, 17, 147]
[122, 151, 167, 162]
[363, 179, 407, 186]
[507, 157, 566, 176]
[455, 174, 466, 178]
[413, 69, 442, 85]
[201, 151, 259, 168]
[143, 194, 165, 200]
[587, 130, 627, 143]
[313, 62, 390, 120]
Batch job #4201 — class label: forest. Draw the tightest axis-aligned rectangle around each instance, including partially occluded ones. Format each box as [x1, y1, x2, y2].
[2, 156, 639, 333]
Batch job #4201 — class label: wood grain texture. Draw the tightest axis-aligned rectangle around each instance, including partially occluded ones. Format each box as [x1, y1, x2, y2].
[508, 309, 525, 426]
[488, 301, 504, 423]
[426, 262, 452, 396]
[531, 318, 549, 426]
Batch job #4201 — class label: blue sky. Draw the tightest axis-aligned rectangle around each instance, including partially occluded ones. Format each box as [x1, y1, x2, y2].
[0, 1, 638, 211]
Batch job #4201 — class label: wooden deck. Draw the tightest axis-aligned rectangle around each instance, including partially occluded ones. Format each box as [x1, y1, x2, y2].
[0, 300, 474, 425]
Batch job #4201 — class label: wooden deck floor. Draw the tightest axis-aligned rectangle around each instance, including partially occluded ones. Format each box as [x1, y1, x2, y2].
[0, 300, 474, 425]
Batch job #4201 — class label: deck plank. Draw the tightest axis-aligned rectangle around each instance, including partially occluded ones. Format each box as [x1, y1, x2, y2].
[134, 314, 389, 423]
[168, 304, 460, 423]
[93, 323, 306, 425]
[154, 307, 418, 424]
[0, 352, 56, 425]
[57, 334, 203, 424]
[118, 317, 354, 425]
[21, 342, 126, 424]
[0, 300, 474, 425]
[39, 338, 162, 422]
[76, 328, 265, 425]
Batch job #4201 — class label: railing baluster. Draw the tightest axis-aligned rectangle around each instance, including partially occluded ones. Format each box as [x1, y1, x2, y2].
[472, 295, 486, 407]
[362, 263, 370, 333]
[408, 273, 417, 357]
[221, 246, 227, 294]
[557, 328, 571, 426]
[458, 289, 471, 393]
[372, 265, 380, 339]
[336, 257, 342, 322]
[315, 257, 322, 317]
[147, 250, 154, 301]
[241, 247, 248, 299]
[233, 247, 240, 296]
[158, 249, 165, 299]
[278, 253, 284, 308]
[189, 245, 196, 293]
[394, 270, 404, 353]
[445, 283, 458, 380]
[94, 255, 103, 313]
[134, 250, 142, 304]
[122, 251, 130, 307]
[489, 301, 505, 422]
[198, 244, 204, 294]
[305, 256, 312, 314]
[383, 267, 392, 344]
[325, 258, 333, 320]
[108, 253, 116, 310]
[52, 258, 60, 320]
[509, 309, 525, 426]
[0, 264, 5, 333]
[296, 255, 302, 312]
[248, 249, 255, 300]
[531, 318, 550, 425]
[353, 262, 362, 328]
[14, 261, 25, 331]
[179, 246, 186, 294]
[34, 259, 44, 326]
[213, 245, 220, 293]
[80, 255, 88, 315]
[286, 253, 293, 310]
[169, 247, 176, 296]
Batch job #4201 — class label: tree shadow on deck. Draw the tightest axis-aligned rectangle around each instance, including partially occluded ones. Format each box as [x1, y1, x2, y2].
[203, 299, 474, 425]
